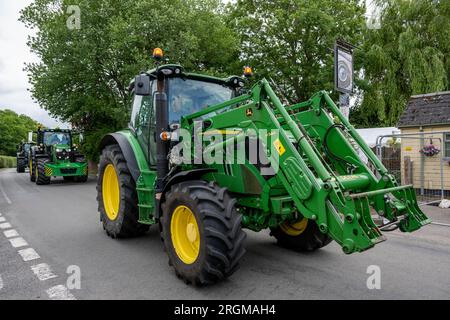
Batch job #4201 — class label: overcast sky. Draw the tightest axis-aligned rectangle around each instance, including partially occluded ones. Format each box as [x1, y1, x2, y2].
[0, 1, 376, 129]
[0, 0, 65, 127]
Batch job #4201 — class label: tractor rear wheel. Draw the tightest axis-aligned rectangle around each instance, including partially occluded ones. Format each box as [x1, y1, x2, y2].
[36, 158, 51, 185]
[29, 157, 36, 182]
[97, 144, 149, 238]
[270, 218, 332, 252]
[161, 180, 246, 286]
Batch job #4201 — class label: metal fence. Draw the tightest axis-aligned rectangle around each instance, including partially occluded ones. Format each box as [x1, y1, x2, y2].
[375, 132, 449, 205]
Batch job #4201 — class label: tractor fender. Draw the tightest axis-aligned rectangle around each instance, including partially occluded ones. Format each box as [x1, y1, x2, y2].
[156, 168, 217, 219]
[99, 133, 141, 182]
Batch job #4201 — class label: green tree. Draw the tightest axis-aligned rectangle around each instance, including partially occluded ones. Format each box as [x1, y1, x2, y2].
[353, 0, 450, 127]
[0, 109, 40, 156]
[20, 0, 240, 160]
[228, 0, 365, 103]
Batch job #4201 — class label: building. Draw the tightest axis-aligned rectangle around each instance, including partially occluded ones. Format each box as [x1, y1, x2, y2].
[397, 91, 450, 196]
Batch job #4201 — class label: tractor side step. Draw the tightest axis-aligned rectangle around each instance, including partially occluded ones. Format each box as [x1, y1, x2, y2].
[136, 170, 157, 225]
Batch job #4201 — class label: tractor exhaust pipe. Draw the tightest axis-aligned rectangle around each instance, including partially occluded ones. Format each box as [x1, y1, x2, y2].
[154, 91, 169, 192]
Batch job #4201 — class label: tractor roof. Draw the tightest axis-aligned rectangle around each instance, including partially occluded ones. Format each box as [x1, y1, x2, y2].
[129, 64, 246, 90]
[37, 128, 72, 133]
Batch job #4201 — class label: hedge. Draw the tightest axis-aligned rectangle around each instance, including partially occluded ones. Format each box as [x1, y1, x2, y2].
[0, 155, 16, 168]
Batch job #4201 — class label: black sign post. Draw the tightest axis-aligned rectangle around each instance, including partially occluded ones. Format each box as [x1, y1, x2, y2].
[334, 40, 355, 120]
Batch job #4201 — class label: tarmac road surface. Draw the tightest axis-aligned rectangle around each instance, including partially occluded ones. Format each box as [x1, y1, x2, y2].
[1, 168, 450, 300]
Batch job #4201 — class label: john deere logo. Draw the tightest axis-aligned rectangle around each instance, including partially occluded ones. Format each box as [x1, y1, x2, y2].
[246, 108, 253, 117]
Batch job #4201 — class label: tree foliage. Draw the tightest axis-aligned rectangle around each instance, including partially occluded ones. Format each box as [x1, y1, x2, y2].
[228, 0, 365, 103]
[19, 0, 450, 156]
[20, 0, 240, 160]
[353, 0, 450, 127]
[0, 109, 39, 156]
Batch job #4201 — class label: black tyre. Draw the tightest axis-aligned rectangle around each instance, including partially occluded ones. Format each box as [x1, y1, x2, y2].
[97, 144, 149, 238]
[74, 156, 88, 182]
[17, 158, 25, 173]
[74, 175, 88, 183]
[270, 218, 332, 252]
[29, 157, 36, 182]
[36, 158, 51, 185]
[161, 180, 246, 286]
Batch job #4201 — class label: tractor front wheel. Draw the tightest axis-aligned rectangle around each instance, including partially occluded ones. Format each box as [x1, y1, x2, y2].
[36, 158, 51, 185]
[29, 157, 36, 182]
[161, 180, 246, 286]
[270, 218, 332, 252]
[74, 175, 88, 183]
[97, 144, 149, 238]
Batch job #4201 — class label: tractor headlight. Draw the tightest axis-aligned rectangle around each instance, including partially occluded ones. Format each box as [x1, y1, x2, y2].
[56, 148, 62, 152]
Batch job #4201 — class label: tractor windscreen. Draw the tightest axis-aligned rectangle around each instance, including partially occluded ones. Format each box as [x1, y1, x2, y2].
[43, 132, 71, 146]
[168, 78, 233, 123]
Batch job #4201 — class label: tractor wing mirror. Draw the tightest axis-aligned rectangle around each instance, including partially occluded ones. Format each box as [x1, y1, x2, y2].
[134, 74, 151, 96]
[28, 131, 33, 143]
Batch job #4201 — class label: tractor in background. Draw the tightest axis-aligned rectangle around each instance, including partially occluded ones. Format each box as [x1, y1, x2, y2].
[16, 141, 35, 173]
[29, 128, 88, 185]
[96, 48, 430, 286]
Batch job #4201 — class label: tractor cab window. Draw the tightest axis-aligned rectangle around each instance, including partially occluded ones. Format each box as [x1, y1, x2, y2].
[168, 78, 233, 123]
[43, 132, 71, 146]
[131, 80, 157, 165]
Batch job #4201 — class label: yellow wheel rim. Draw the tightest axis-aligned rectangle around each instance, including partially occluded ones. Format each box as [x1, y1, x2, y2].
[102, 164, 120, 221]
[29, 158, 32, 176]
[170, 205, 200, 264]
[280, 218, 308, 236]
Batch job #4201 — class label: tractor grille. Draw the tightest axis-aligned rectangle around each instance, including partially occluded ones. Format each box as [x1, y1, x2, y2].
[61, 168, 77, 174]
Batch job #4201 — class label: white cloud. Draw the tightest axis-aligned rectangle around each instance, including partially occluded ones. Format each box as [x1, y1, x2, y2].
[0, 0, 66, 128]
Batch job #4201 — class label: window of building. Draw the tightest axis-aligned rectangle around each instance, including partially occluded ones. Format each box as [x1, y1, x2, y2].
[445, 133, 450, 158]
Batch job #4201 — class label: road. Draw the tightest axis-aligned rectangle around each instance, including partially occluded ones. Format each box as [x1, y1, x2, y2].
[1, 167, 450, 300]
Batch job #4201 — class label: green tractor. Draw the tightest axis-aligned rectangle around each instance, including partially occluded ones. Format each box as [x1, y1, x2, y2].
[29, 128, 88, 185]
[16, 141, 35, 173]
[97, 49, 430, 285]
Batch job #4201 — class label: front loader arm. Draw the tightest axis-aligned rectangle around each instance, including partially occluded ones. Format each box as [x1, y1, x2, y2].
[184, 79, 430, 254]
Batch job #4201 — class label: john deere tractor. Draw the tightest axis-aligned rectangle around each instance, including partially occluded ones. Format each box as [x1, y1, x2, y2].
[16, 141, 35, 173]
[97, 48, 430, 286]
[29, 128, 88, 185]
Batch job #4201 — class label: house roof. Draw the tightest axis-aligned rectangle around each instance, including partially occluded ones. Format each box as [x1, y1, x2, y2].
[397, 91, 450, 128]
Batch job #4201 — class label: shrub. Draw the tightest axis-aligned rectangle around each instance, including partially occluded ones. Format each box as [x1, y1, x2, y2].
[0, 155, 17, 168]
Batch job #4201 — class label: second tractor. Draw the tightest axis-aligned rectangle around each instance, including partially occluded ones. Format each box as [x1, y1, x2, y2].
[29, 128, 88, 185]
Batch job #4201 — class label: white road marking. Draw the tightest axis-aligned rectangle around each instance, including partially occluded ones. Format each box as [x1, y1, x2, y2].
[46, 285, 76, 300]
[3, 229, 19, 238]
[31, 263, 58, 281]
[0, 217, 5, 222]
[18, 248, 40, 261]
[0, 181, 12, 204]
[9, 237, 29, 248]
[0, 274, 3, 290]
[0, 222, 12, 229]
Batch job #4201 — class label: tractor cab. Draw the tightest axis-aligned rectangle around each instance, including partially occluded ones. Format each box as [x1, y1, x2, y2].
[128, 62, 247, 167]
[38, 129, 73, 156]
